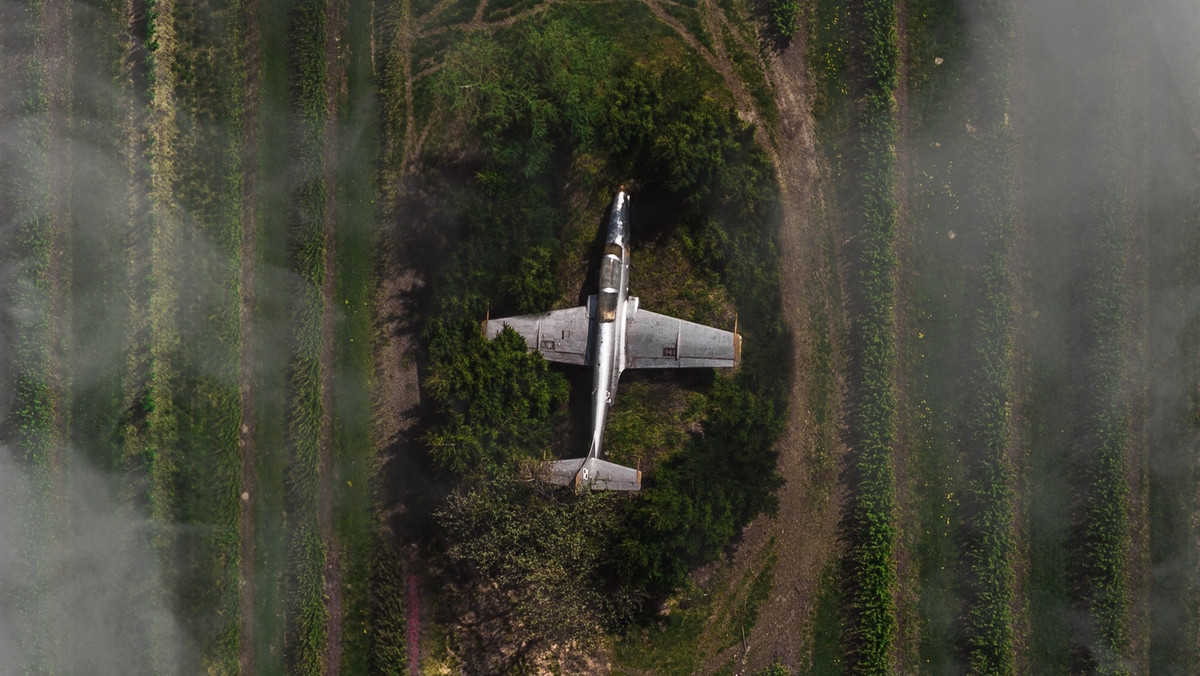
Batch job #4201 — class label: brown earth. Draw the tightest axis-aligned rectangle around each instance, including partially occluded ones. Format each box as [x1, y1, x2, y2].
[236, 0, 262, 671]
[626, 0, 851, 672]
[704, 27, 848, 676]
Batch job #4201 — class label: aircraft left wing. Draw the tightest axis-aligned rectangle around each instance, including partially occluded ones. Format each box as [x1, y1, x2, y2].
[484, 306, 592, 365]
[625, 306, 741, 369]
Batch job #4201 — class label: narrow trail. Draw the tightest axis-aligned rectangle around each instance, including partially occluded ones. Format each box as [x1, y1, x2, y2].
[374, 1, 430, 669]
[319, 0, 345, 670]
[236, 0, 262, 671]
[889, 3, 922, 667]
[719, 37, 847, 674]
[636, 0, 845, 669]
[39, 0, 73, 486]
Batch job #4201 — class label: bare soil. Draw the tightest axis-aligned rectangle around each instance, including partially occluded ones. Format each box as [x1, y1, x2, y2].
[236, 0, 262, 672]
[320, 0, 346, 671]
[715, 32, 848, 676]
[626, 0, 851, 671]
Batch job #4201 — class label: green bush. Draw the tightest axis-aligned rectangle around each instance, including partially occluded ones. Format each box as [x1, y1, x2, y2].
[770, 0, 799, 40]
[423, 308, 569, 474]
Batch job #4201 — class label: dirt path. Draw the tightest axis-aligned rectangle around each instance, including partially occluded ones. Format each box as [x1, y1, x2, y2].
[713, 34, 848, 675]
[630, 0, 846, 670]
[887, 3, 923, 668]
[37, 0, 73, 485]
[319, 0, 345, 671]
[236, 0, 262, 671]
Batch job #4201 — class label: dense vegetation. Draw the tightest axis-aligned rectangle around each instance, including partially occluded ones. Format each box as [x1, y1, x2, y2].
[813, 0, 902, 671]
[410, 14, 787, 665]
[950, 1, 1019, 672]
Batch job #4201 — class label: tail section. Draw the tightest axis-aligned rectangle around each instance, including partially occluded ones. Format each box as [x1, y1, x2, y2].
[544, 456, 641, 491]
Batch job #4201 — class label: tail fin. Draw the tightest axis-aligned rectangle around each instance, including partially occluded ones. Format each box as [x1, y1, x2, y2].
[543, 457, 641, 491]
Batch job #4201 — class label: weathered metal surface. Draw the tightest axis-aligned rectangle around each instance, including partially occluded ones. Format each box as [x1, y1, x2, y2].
[483, 189, 741, 491]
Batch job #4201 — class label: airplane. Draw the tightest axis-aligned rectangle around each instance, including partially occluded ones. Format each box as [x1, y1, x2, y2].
[483, 189, 742, 491]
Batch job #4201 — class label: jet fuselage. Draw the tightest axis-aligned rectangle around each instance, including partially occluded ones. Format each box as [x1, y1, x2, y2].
[587, 190, 632, 462]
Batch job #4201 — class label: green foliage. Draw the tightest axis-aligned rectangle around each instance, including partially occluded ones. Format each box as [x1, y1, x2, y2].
[621, 378, 783, 593]
[950, 3, 1019, 670]
[770, 0, 800, 40]
[284, 2, 333, 672]
[420, 9, 786, 630]
[367, 546, 408, 674]
[423, 310, 569, 474]
[806, 0, 902, 672]
[436, 18, 615, 176]
[501, 244, 557, 314]
[438, 470, 639, 666]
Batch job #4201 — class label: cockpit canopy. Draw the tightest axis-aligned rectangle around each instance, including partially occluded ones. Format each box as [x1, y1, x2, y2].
[597, 243, 623, 322]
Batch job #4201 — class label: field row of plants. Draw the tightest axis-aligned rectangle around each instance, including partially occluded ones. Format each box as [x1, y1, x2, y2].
[830, 0, 901, 672]
[1059, 10, 1134, 672]
[1066, 196, 1132, 672]
[0, 0, 385, 671]
[143, 0, 250, 669]
[284, 0, 336, 672]
[7, 2, 70, 670]
[951, 1, 1019, 672]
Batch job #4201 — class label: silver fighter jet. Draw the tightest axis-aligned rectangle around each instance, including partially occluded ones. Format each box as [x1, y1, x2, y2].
[484, 190, 742, 491]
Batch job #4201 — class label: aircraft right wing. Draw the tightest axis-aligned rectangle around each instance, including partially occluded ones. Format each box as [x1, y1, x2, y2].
[484, 306, 592, 365]
[625, 306, 741, 369]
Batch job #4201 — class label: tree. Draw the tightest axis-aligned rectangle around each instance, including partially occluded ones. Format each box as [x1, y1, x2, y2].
[438, 470, 639, 669]
[423, 311, 568, 474]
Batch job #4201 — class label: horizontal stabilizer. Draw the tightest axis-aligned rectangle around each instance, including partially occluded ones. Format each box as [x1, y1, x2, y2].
[542, 457, 641, 491]
[545, 458, 587, 486]
[584, 458, 642, 491]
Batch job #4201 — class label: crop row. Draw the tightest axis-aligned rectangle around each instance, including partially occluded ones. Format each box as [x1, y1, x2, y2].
[1057, 11, 1133, 670]
[8, 6, 64, 670]
[285, 0, 333, 672]
[835, 0, 900, 672]
[1067, 213, 1131, 672]
[144, 0, 249, 669]
[952, 1, 1018, 672]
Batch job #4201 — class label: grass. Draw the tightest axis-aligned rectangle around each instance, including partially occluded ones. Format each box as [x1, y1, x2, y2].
[826, 0, 902, 671]
[283, 0, 333, 671]
[330, 0, 379, 667]
[250, 0, 297, 670]
[725, 539, 778, 650]
[612, 589, 710, 675]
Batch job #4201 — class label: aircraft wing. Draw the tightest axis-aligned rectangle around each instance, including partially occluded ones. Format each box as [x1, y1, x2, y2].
[484, 306, 592, 365]
[625, 307, 741, 369]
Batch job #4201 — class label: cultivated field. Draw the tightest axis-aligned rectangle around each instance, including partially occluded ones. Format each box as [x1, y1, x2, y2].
[1, 0, 1198, 673]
